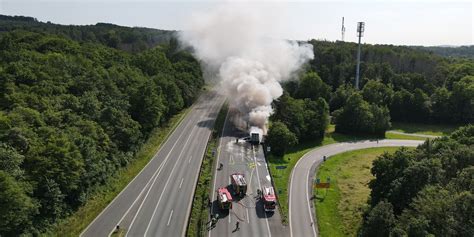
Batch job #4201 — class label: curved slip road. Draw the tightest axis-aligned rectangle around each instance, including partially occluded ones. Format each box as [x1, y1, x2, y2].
[81, 90, 224, 237]
[289, 139, 425, 237]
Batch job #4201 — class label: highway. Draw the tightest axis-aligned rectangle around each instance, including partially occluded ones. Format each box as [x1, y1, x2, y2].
[288, 139, 425, 237]
[209, 108, 288, 237]
[81, 90, 224, 237]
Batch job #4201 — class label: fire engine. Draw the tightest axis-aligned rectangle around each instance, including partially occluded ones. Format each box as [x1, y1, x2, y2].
[260, 186, 276, 212]
[217, 187, 233, 210]
[230, 173, 247, 197]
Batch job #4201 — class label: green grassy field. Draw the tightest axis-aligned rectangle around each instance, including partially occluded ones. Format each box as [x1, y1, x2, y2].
[267, 123, 437, 225]
[267, 127, 368, 224]
[384, 131, 428, 140]
[51, 107, 191, 236]
[314, 147, 402, 237]
[390, 122, 458, 136]
[186, 103, 228, 237]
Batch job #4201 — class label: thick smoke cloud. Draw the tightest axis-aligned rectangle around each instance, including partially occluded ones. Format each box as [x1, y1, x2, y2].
[179, 5, 313, 134]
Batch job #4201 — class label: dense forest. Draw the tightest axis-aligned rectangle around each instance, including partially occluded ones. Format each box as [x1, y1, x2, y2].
[0, 16, 203, 235]
[0, 15, 174, 53]
[267, 39, 473, 150]
[360, 125, 473, 236]
[411, 45, 474, 59]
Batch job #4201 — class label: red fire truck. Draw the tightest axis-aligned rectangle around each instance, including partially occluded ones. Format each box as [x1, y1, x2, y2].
[217, 187, 233, 210]
[260, 186, 276, 212]
[230, 173, 247, 197]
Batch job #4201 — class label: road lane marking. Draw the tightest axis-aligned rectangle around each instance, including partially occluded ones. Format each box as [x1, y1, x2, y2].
[144, 124, 199, 236]
[252, 147, 272, 237]
[167, 210, 174, 226]
[124, 100, 212, 237]
[181, 96, 224, 237]
[209, 107, 230, 237]
[179, 178, 184, 189]
[306, 168, 317, 237]
[85, 109, 195, 237]
[248, 167, 255, 194]
[246, 208, 250, 224]
[117, 116, 196, 237]
[188, 155, 192, 164]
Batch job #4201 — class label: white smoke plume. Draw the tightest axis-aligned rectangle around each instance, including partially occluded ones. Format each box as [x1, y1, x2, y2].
[179, 4, 313, 134]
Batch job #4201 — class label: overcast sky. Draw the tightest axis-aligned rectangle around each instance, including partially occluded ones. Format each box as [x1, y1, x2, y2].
[1, 0, 472, 46]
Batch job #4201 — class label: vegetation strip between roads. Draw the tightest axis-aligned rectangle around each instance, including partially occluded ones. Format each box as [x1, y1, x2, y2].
[186, 103, 228, 237]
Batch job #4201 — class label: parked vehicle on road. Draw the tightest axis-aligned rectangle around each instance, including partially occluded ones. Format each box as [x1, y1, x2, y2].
[250, 132, 260, 144]
[260, 186, 276, 212]
[230, 173, 247, 197]
[217, 187, 233, 210]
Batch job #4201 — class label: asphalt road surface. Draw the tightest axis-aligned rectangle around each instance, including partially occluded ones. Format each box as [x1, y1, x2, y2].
[208, 108, 288, 237]
[289, 139, 425, 237]
[81, 90, 224, 237]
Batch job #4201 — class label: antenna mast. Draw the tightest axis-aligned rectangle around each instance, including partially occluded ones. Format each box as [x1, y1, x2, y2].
[341, 17, 345, 41]
[355, 21, 365, 90]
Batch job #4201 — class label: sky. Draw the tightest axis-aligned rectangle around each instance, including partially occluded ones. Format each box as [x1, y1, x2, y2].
[1, 0, 472, 46]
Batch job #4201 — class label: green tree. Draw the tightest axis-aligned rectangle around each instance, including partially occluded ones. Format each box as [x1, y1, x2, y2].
[334, 93, 390, 135]
[295, 72, 331, 101]
[369, 104, 391, 136]
[451, 75, 474, 123]
[0, 143, 24, 179]
[272, 93, 306, 139]
[0, 171, 37, 236]
[266, 121, 297, 157]
[133, 47, 173, 76]
[329, 83, 355, 112]
[302, 98, 329, 139]
[362, 80, 394, 107]
[431, 87, 452, 123]
[360, 201, 396, 237]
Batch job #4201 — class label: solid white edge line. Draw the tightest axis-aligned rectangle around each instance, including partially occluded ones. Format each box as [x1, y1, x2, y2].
[252, 147, 272, 237]
[109, 117, 195, 237]
[81, 94, 203, 237]
[306, 167, 317, 237]
[124, 115, 198, 237]
[182, 97, 223, 237]
[208, 103, 229, 237]
[143, 122, 200, 236]
[124, 96, 215, 236]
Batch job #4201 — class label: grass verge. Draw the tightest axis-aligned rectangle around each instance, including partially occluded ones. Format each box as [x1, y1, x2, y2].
[267, 127, 364, 224]
[50, 107, 191, 236]
[385, 131, 428, 140]
[267, 123, 432, 225]
[390, 122, 458, 136]
[314, 147, 406, 237]
[186, 103, 228, 237]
